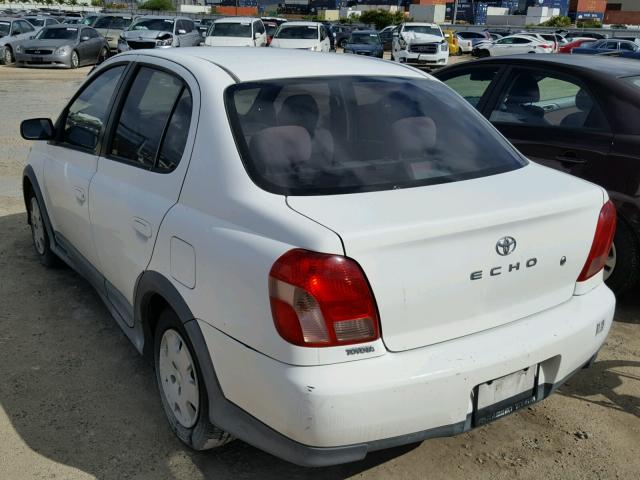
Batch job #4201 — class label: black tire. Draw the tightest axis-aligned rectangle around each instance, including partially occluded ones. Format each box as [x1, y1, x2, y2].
[479, 49, 490, 58]
[69, 50, 79, 69]
[27, 193, 59, 268]
[604, 218, 640, 295]
[154, 309, 233, 451]
[97, 47, 108, 64]
[339, 39, 347, 49]
[456, 48, 462, 56]
[3, 45, 14, 65]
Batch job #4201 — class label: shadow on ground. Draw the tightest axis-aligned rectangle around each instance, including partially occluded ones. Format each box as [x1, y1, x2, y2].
[0, 211, 417, 479]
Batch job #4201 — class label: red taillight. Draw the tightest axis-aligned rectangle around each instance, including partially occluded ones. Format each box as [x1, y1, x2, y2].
[540, 43, 552, 49]
[269, 249, 380, 347]
[577, 200, 617, 282]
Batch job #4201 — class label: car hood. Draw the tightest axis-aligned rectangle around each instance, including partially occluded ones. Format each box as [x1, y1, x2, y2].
[19, 38, 76, 49]
[345, 43, 380, 52]
[123, 29, 172, 40]
[401, 32, 443, 44]
[205, 36, 253, 47]
[270, 38, 317, 49]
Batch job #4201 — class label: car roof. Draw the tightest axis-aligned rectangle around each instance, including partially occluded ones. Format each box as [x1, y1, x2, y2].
[405, 22, 438, 27]
[280, 21, 321, 26]
[118, 47, 428, 83]
[46, 24, 81, 28]
[215, 16, 258, 23]
[458, 54, 640, 77]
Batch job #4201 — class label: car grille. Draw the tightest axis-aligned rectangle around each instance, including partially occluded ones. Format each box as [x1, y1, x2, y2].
[25, 49, 53, 54]
[409, 43, 438, 54]
[127, 41, 156, 50]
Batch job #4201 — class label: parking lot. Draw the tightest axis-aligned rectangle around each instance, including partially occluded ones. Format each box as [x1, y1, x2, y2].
[0, 63, 638, 480]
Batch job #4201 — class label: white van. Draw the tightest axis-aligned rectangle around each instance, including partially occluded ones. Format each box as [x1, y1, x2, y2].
[269, 21, 330, 52]
[204, 17, 267, 47]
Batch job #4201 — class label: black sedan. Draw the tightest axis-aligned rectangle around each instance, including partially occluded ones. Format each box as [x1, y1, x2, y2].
[434, 55, 640, 294]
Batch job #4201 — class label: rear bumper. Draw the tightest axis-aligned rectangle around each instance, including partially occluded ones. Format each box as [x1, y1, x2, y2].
[195, 283, 615, 466]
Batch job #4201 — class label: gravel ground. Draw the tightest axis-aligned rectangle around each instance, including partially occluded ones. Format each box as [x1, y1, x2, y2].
[0, 62, 638, 480]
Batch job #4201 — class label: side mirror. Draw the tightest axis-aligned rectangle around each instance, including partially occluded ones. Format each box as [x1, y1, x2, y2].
[80, 35, 90, 42]
[177, 29, 187, 35]
[21, 118, 55, 141]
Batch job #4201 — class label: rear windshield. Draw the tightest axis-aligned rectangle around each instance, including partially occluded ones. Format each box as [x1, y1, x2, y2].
[225, 76, 526, 195]
[37, 27, 78, 40]
[275, 25, 318, 40]
[26, 18, 45, 27]
[350, 33, 380, 45]
[211, 22, 252, 37]
[94, 16, 132, 29]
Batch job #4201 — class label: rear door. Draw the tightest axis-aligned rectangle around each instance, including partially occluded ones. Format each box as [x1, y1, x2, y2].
[486, 67, 613, 178]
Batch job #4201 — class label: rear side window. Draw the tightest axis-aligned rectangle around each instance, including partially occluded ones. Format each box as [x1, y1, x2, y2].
[62, 65, 125, 151]
[109, 67, 191, 171]
[225, 76, 526, 195]
[442, 66, 499, 107]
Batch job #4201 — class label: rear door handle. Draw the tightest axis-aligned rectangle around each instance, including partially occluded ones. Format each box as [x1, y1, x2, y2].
[73, 186, 86, 204]
[132, 217, 152, 239]
[555, 152, 586, 165]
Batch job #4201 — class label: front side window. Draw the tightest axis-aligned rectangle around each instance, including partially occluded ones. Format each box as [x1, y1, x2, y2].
[0, 21, 9, 37]
[497, 37, 514, 44]
[62, 65, 125, 151]
[513, 37, 531, 44]
[225, 76, 526, 195]
[18, 20, 34, 32]
[109, 67, 190, 171]
[490, 70, 609, 130]
[349, 33, 381, 45]
[275, 25, 318, 40]
[442, 66, 500, 107]
[255, 21, 265, 34]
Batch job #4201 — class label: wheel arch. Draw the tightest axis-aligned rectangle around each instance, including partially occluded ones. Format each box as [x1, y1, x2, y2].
[22, 165, 55, 242]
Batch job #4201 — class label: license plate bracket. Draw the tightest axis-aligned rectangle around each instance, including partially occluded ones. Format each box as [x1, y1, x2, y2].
[32, 56, 44, 63]
[472, 365, 538, 427]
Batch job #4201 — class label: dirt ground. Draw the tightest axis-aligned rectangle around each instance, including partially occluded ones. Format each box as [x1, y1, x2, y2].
[0, 63, 638, 480]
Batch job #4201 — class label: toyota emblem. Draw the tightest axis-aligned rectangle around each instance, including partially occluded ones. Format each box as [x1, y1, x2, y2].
[496, 236, 517, 256]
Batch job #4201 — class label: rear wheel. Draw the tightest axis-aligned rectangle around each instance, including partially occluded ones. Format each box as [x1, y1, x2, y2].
[154, 309, 233, 450]
[97, 47, 108, 64]
[339, 38, 347, 49]
[604, 219, 640, 295]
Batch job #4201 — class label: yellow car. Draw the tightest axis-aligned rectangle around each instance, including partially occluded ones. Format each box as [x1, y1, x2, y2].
[443, 29, 461, 56]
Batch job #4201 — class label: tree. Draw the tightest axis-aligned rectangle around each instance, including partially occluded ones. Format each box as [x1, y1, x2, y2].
[577, 19, 603, 28]
[539, 16, 571, 27]
[139, 0, 174, 11]
[359, 9, 405, 30]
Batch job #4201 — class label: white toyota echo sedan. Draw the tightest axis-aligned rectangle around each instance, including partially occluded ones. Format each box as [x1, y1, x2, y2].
[20, 48, 616, 467]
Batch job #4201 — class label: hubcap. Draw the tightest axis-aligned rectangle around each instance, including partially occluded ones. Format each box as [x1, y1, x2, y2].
[159, 329, 199, 428]
[604, 243, 616, 281]
[4, 48, 11, 64]
[30, 197, 45, 255]
[72, 52, 78, 67]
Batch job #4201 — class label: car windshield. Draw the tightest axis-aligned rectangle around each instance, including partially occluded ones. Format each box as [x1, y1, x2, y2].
[225, 76, 525, 195]
[36, 27, 78, 40]
[94, 16, 132, 29]
[26, 18, 45, 27]
[130, 18, 174, 32]
[275, 25, 317, 40]
[211, 22, 252, 37]
[349, 33, 379, 45]
[404, 25, 441, 36]
[0, 21, 9, 37]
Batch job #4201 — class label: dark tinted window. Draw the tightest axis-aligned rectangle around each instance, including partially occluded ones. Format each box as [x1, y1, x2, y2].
[63, 65, 125, 150]
[110, 67, 185, 169]
[255, 21, 265, 34]
[620, 41, 636, 51]
[157, 89, 192, 173]
[512, 37, 531, 44]
[442, 66, 499, 107]
[226, 76, 526, 195]
[490, 70, 609, 131]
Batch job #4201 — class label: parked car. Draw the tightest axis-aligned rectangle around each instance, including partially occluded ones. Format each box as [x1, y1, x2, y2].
[613, 36, 640, 46]
[538, 33, 567, 52]
[269, 21, 331, 52]
[572, 39, 639, 55]
[377, 24, 396, 50]
[204, 17, 267, 47]
[93, 14, 133, 52]
[443, 28, 461, 55]
[15, 24, 109, 68]
[473, 35, 554, 57]
[332, 23, 352, 49]
[435, 54, 640, 293]
[343, 29, 383, 58]
[118, 16, 201, 53]
[20, 46, 616, 468]
[558, 37, 596, 53]
[22, 16, 59, 30]
[392, 22, 449, 68]
[456, 30, 489, 53]
[197, 17, 215, 37]
[0, 16, 37, 64]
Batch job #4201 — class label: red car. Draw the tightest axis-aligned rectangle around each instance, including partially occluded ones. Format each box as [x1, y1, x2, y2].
[558, 38, 596, 53]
